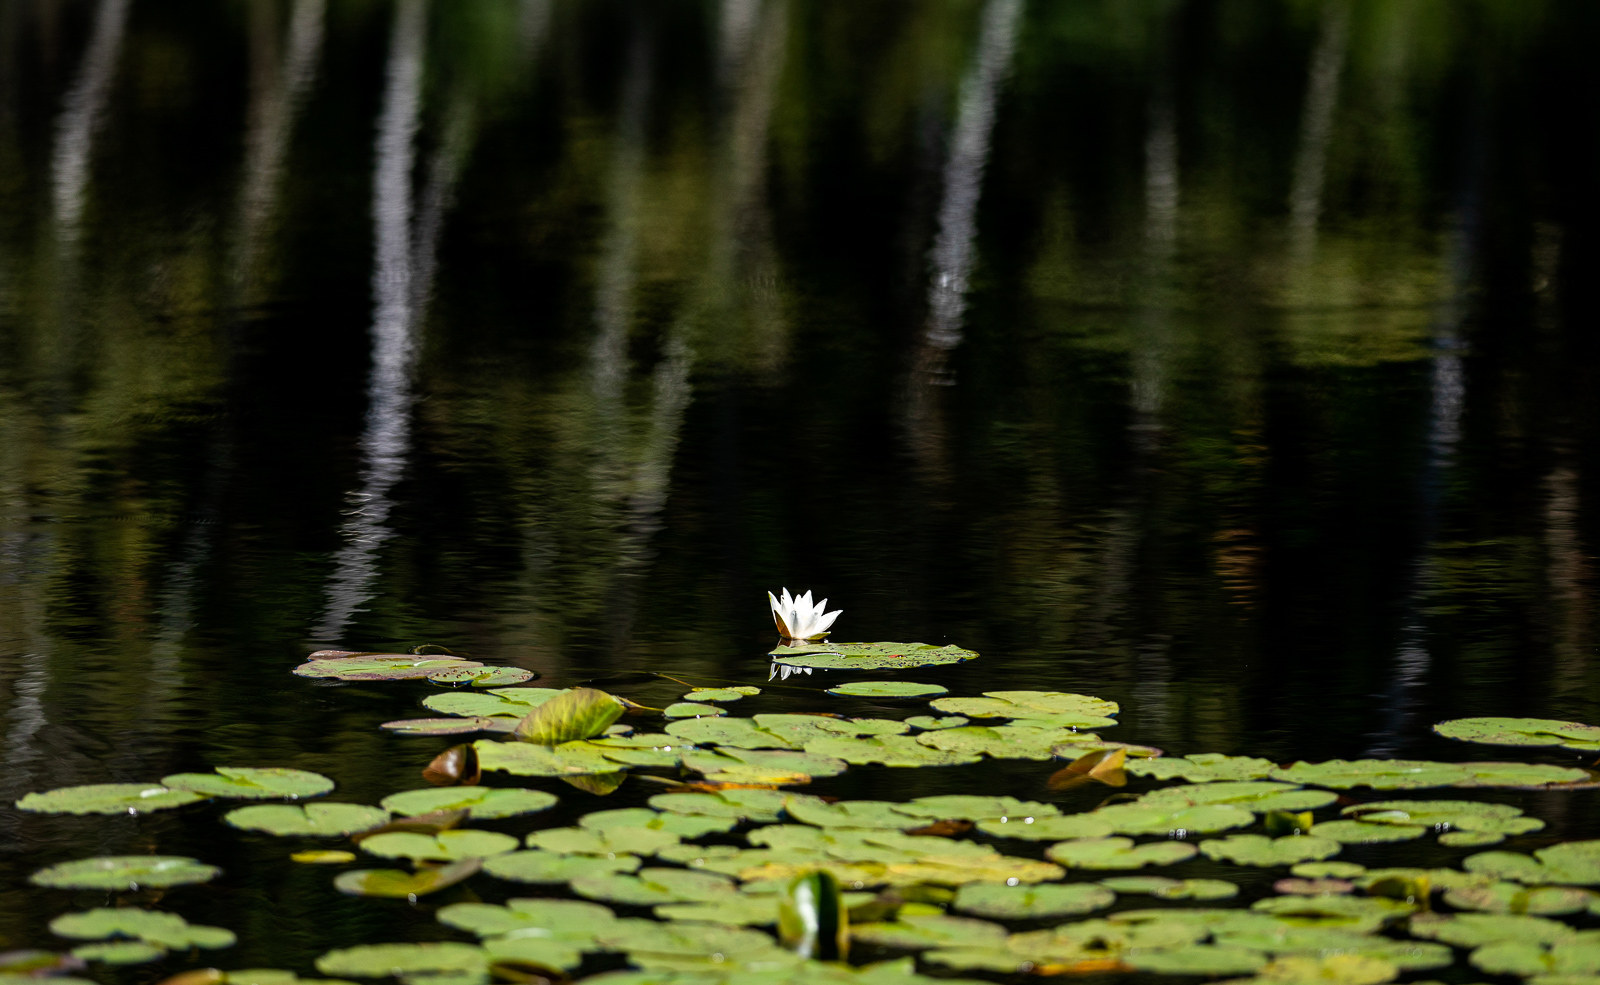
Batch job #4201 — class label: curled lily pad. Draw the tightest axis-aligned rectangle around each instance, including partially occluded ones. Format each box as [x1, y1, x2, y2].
[513, 688, 627, 744]
[427, 666, 536, 687]
[826, 682, 948, 699]
[332, 859, 482, 899]
[295, 654, 483, 681]
[162, 768, 333, 800]
[15, 783, 205, 816]
[31, 856, 221, 891]
[929, 691, 1118, 729]
[1434, 717, 1600, 752]
[379, 787, 557, 821]
[48, 909, 235, 951]
[359, 830, 519, 862]
[224, 803, 389, 837]
[770, 642, 978, 671]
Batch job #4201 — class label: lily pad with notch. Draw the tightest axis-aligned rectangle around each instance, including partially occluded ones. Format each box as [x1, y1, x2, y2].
[161, 767, 333, 800]
[224, 802, 388, 837]
[770, 642, 978, 671]
[426, 666, 536, 687]
[379, 786, 557, 821]
[15, 783, 206, 816]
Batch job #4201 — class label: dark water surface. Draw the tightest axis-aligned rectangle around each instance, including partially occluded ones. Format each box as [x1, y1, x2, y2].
[3, 0, 1600, 974]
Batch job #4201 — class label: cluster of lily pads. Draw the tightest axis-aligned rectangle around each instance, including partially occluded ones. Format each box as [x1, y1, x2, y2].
[12, 639, 1600, 985]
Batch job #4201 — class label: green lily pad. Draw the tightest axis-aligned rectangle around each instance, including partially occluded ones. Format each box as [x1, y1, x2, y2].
[648, 788, 790, 822]
[1274, 759, 1593, 791]
[754, 714, 912, 744]
[1444, 882, 1595, 915]
[1139, 780, 1339, 813]
[1464, 840, 1600, 885]
[438, 897, 618, 939]
[332, 859, 482, 899]
[681, 747, 848, 783]
[224, 802, 389, 837]
[379, 787, 557, 821]
[70, 942, 165, 965]
[15, 782, 206, 816]
[1125, 752, 1279, 782]
[423, 689, 563, 719]
[295, 654, 483, 681]
[1310, 819, 1428, 843]
[571, 867, 740, 906]
[803, 733, 983, 768]
[826, 682, 948, 699]
[1294, 861, 1367, 878]
[664, 702, 727, 719]
[894, 795, 1060, 822]
[976, 812, 1115, 841]
[1097, 876, 1239, 899]
[851, 914, 1007, 951]
[952, 882, 1115, 919]
[1435, 717, 1600, 752]
[581, 807, 738, 839]
[162, 767, 334, 800]
[914, 725, 1106, 760]
[1471, 940, 1600, 977]
[1090, 801, 1256, 836]
[783, 798, 925, 830]
[591, 920, 790, 970]
[1343, 799, 1543, 837]
[527, 824, 681, 857]
[1408, 912, 1582, 948]
[1199, 834, 1342, 866]
[770, 642, 978, 671]
[473, 739, 621, 776]
[664, 717, 795, 750]
[1249, 894, 1418, 927]
[929, 691, 1118, 729]
[685, 687, 760, 703]
[1439, 830, 1509, 847]
[315, 942, 487, 979]
[427, 666, 537, 687]
[359, 829, 519, 862]
[49, 908, 235, 950]
[483, 849, 642, 884]
[904, 716, 969, 731]
[1045, 837, 1198, 869]
[31, 856, 221, 891]
[1242, 954, 1399, 985]
[1126, 947, 1267, 976]
[513, 687, 626, 744]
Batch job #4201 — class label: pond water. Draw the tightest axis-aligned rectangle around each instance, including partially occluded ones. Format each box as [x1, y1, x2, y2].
[3, 1, 1600, 982]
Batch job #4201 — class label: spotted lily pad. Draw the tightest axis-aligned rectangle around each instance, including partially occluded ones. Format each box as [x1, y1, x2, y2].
[162, 767, 334, 800]
[1045, 837, 1198, 869]
[15, 783, 206, 816]
[295, 654, 483, 681]
[929, 691, 1119, 729]
[379, 787, 557, 821]
[426, 666, 536, 687]
[31, 856, 221, 891]
[224, 802, 388, 837]
[48, 909, 235, 951]
[1434, 717, 1600, 752]
[332, 859, 482, 899]
[826, 682, 948, 699]
[952, 883, 1115, 919]
[770, 642, 978, 671]
[359, 830, 520, 862]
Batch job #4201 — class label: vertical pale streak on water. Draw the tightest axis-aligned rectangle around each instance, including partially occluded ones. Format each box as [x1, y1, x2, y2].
[315, 0, 427, 642]
[905, 0, 1024, 476]
[1286, 1, 1349, 266]
[50, 0, 130, 244]
[234, 0, 326, 297]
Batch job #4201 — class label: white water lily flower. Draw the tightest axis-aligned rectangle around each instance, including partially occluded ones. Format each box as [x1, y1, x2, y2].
[768, 587, 842, 642]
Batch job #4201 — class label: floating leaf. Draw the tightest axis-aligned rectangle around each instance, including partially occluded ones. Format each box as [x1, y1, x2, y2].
[1273, 759, 1592, 791]
[1125, 947, 1267, 976]
[359, 830, 519, 862]
[755, 714, 911, 744]
[1444, 882, 1595, 915]
[0, 951, 88, 979]
[1199, 834, 1341, 867]
[1090, 802, 1256, 836]
[915, 725, 1106, 760]
[379, 787, 557, 821]
[294, 654, 483, 681]
[904, 716, 968, 731]
[1434, 717, 1600, 752]
[332, 859, 482, 899]
[423, 689, 563, 719]
[292, 851, 356, 864]
[976, 812, 1115, 841]
[825, 682, 947, 699]
[315, 942, 487, 979]
[427, 666, 537, 687]
[483, 850, 642, 884]
[1244, 954, 1399, 985]
[1464, 840, 1600, 885]
[1046, 837, 1198, 869]
[48, 909, 235, 951]
[682, 747, 847, 784]
[71, 942, 165, 966]
[803, 734, 982, 768]
[380, 717, 516, 737]
[1408, 912, 1581, 949]
[16, 783, 205, 816]
[952, 882, 1115, 919]
[162, 767, 334, 800]
[438, 897, 617, 941]
[514, 688, 627, 744]
[571, 868, 740, 906]
[473, 739, 620, 776]
[1310, 820, 1427, 843]
[1098, 876, 1239, 900]
[850, 914, 1008, 951]
[1343, 799, 1543, 838]
[224, 803, 389, 837]
[648, 789, 790, 822]
[770, 643, 978, 671]
[527, 824, 680, 857]
[1139, 780, 1338, 813]
[929, 691, 1118, 729]
[580, 807, 737, 839]
[1125, 753, 1279, 782]
[31, 856, 221, 891]
[663, 702, 726, 719]
[686, 687, 760, 703]
[1471, 940, 1600, 977]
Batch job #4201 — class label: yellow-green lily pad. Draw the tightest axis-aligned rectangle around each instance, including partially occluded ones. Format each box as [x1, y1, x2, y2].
[31, 856, 221, 891]
[379, 786, 557, 821]
[1098, 876, 1239, 899]
[224, 803, 389, 837]
[571, 867, 740, 906]
[295, 654, 483, 681]
[826, 681, 948, 699]
[1434, 717, 1600, 752]
[1126, 752, 1278, 782]
[437, 897, 618, 939]
[664, 702, 727, 719]
[426, 666, 536, 687]
[162, 767, 333, 800]
[1199, 834, 1342, 867]
[49, 908, 236, 951]
[1045, 837, 1198, 869]
[513, 687, 626, 744]
[315, 942, 487, 979]
[952, 882, 1115, 919]
[483, 849, 641, 884]
[770, 642, 978, 671]
[16, 783, 206, 816]
[332, 859, 482, 899]
[929, 691, 1118, 729]
[359, 829, 519, 862]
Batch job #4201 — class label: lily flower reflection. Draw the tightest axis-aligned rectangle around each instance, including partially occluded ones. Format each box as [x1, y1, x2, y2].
[768, 588, 842, 642]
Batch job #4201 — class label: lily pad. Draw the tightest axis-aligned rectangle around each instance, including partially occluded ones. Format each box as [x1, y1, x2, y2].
[473, 739, 621, 776]
[15, 783, 206, 816]
[914, 725, 1107, 760]
[332, 859, 482, 899]
[360, 830, 519, 862]
[31, 856, 221, 891]
[976, 813, 1116, 841]
[526, 824, 681, 857]
[426, 666, 536, 687]
[1444, 882, 1595, 915]
[315, 942, 487, 979]
[685, 687, 760, 703]
[1273, 759, 1592, 791]
[48, 909, 235, 950]
[803, 734, 982, 768]
[295, 654, 483, 681]
[1434, 717, 1600, 752]
[648, 789, 791, 822]
[929, 691, 1119, 729]
[826, 682, 948, 699]
[379, 787, 557, 821]
[513, 688, 626, 744]
[437, 897, 618, 939]
[851, 914, 1007, 951]
[483, 850, 642, 884]
[681, 747, 848, 784]
[1342, 799, 1543, 838]
[1199, 834, 1342, 867]
[1464, 840, 1600, 885]
[224, 802, 388, 837]
[581, 807, 738, 839]
[162, 767, 334, 800]
[1126, 753, 1278, 782]
[894, 795, 1060, 822]
[571, 867, 740, 906]
[1310, 820, 1428, 843]
[423, 689, 563, 719]
[1098, 876, 1239, 899]
[1045, 837, 1198, 869]
[770, 642, 978, 671]
[1126, 947, 1267, 976]
[379, 717, 516, 736]
[904, 716, 969, 731]
[70, 942, 165, 966]
[663, 702, 727, 719]
[952, 883, 1115, 919]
